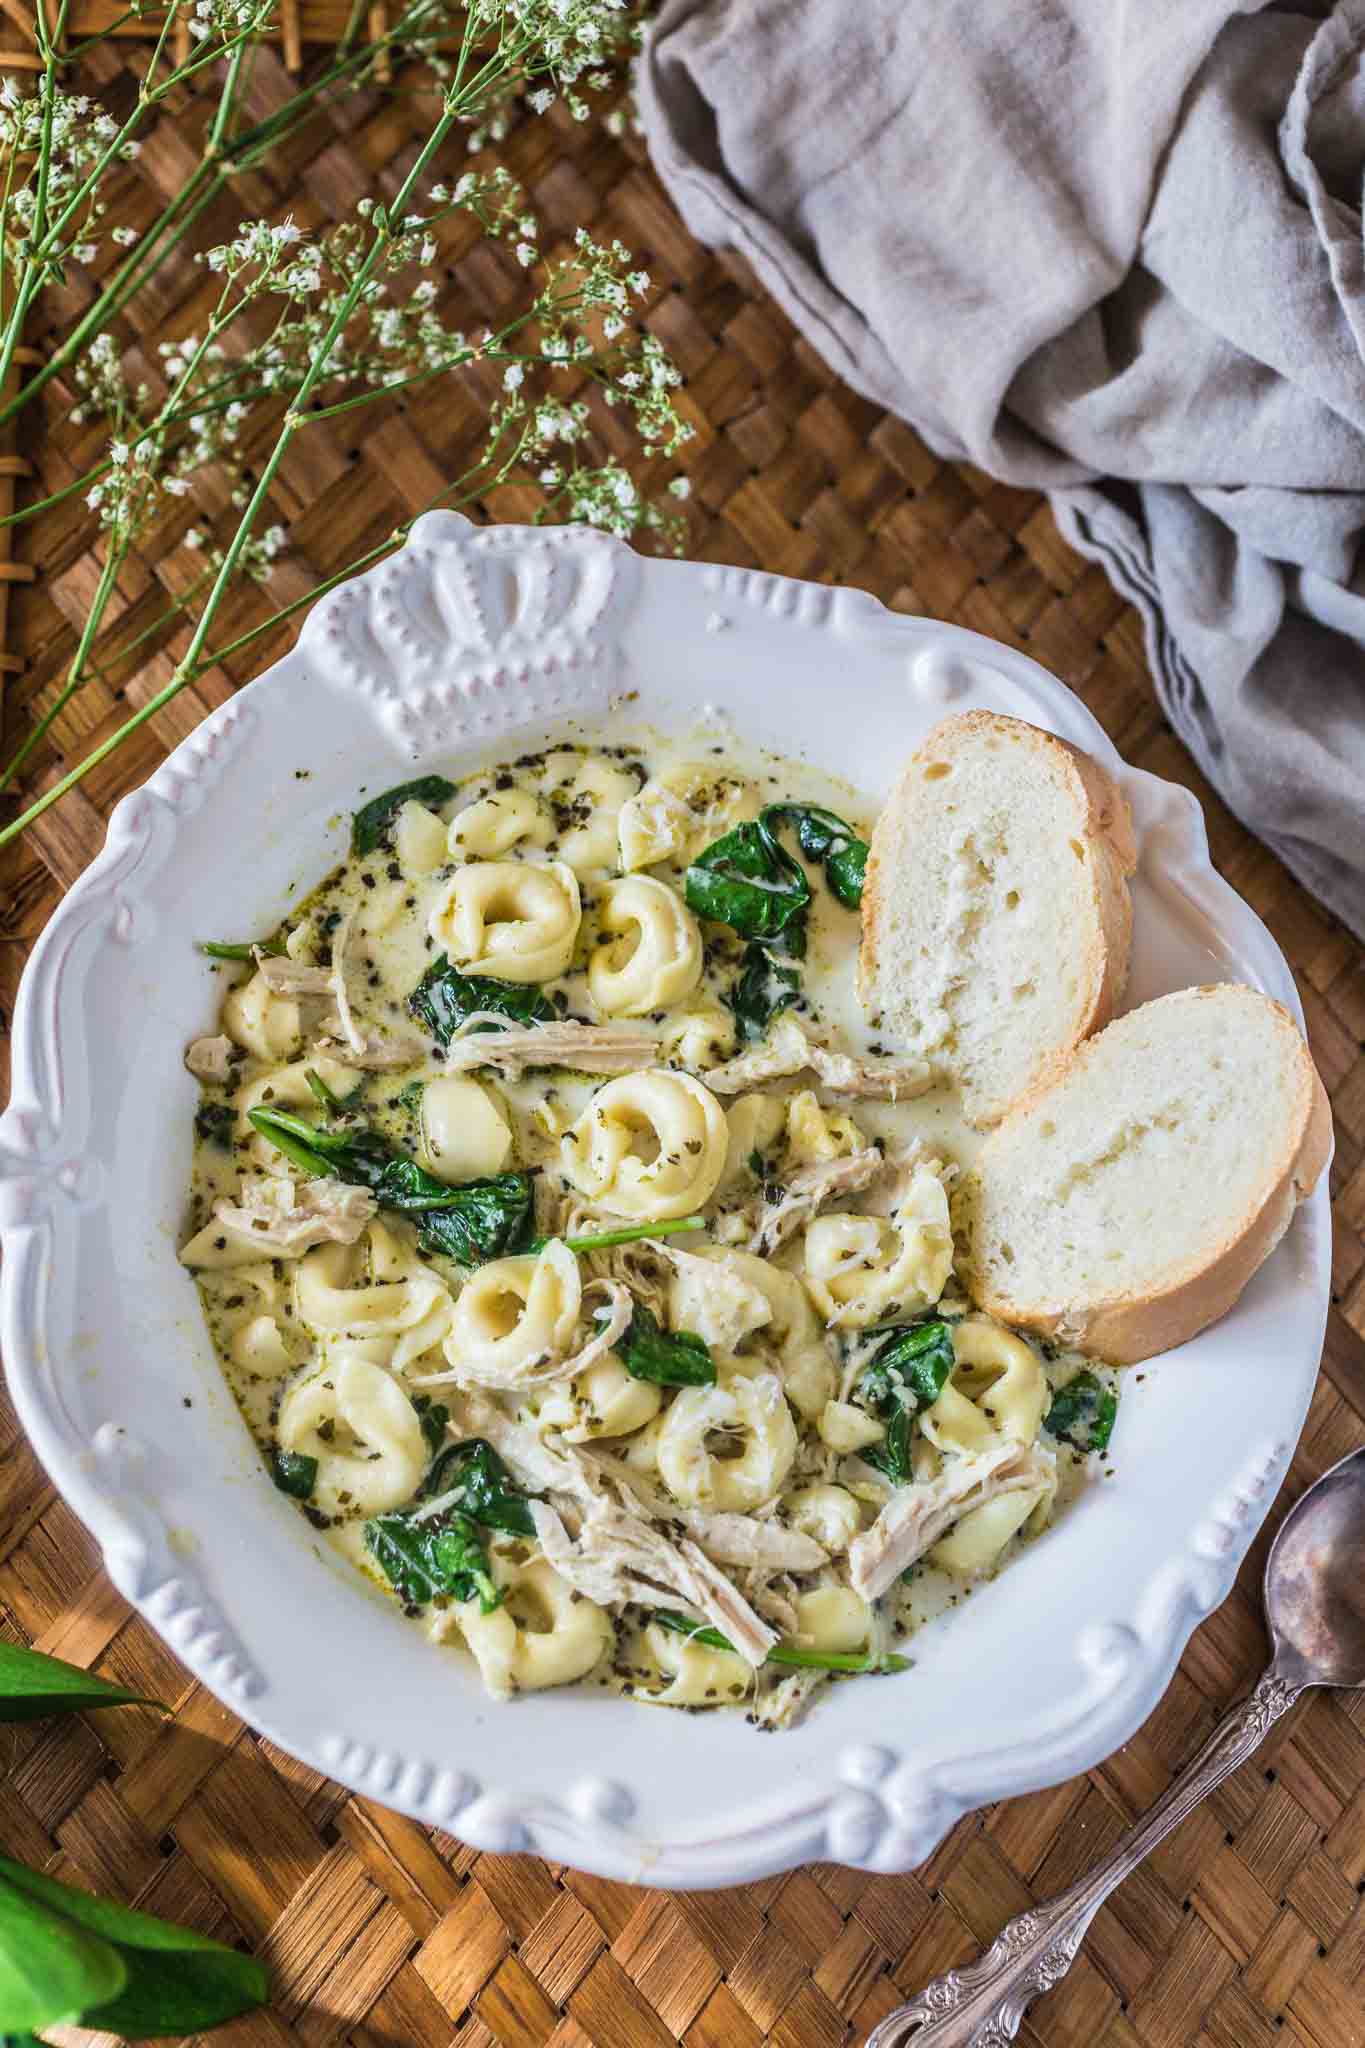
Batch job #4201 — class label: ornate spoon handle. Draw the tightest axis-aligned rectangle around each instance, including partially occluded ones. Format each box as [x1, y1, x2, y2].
[866, 1665, 1303, 2048]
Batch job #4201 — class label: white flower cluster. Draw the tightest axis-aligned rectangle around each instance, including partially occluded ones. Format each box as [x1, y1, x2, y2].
[188, 0, 274, 42]
[0, 83, 140, 270]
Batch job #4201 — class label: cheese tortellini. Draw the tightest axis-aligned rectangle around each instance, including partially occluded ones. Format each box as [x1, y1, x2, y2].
[295, 1223, 453, 1370]
[716, 1251, 834, 1420]
[430, 859, 580, 983]
[922, 1316, 1050, 1455]
[535, 1355, 663, 1441]
[657, 1369, 798, 1511]
[643, 1618, 751, 1705]
[448, 787, 548, 859]
[393, 799, 449, 876]
[222, 968, 302, 1062]
[556, 758, 638, 873]
[442, 1240, 581, 1387]
[921, 1319, 1055, 1576]
[277, 1356, 428, 1518]
[451, 1555, 613, 1697]
[422, 1075, 512, 1182]
[618, 780, 693, 871]
[587, 876, 702, 1018]
[803, 1163, 953, 1327]
[561, 1070, 728, 1220]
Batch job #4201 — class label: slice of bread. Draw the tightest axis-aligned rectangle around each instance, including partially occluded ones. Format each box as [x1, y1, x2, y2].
[961, 984, 1331, 1364]
[859, 711, 1137, 1127]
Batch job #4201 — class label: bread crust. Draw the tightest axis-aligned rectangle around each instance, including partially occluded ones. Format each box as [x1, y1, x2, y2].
[967, 986, 1332, 1365]
[860, 711, 1137, 1127]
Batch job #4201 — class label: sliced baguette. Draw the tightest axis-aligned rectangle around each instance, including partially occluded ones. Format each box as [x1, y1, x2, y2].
[961, 984, 1331, 1365]
[859, 710, 1136, 1127]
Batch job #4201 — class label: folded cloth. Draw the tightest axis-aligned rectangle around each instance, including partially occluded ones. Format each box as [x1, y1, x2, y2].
[641, 0, 1365, 939]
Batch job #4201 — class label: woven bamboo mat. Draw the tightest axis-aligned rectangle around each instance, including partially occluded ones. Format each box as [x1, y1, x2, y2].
[3, 38, 1365, 2048]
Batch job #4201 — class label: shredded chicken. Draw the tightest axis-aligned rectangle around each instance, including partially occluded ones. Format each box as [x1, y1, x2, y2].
[198, 1175, 376, 1258]
[327, 909, 365, 1057]
[460, 1401, 777, 1664]
[701, 1016, 932, 1101]
[849, 1441, 1057, 1600]
[803, 1040, 934, 1101]
[314, 1029, 424, 1071]
[185, 1034, 236, 1084]
[748, 1145, 889, 1254]
[752, 1668, 827, 1731]
[581, 1454, 828, 1573]
[441, 1018, 657, 1076]
[255, 950, 332, 997]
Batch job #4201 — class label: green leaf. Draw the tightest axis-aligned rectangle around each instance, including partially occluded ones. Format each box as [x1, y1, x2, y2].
[858, 1319, 957, 1485]
[413, 1397, 452, 1460]
[0, 1868, 127, 2031]
[409, 954, 555, 1047]
[246, 1109, 534, 1266]
[527, 1217, 704, 1256]
[1044, 1372, 1118, 1455]
[365, 1508, 500, 1612]
[617, 1302, 716, 1387]
[410, 1175, 535, 1266]
[684, 817, 810, 951]
[0, 1856, 268, 2037]
[198, 936, 286, 962]
[725, 939, 802, 1041]
[650, 1611, 909, 1676]
[761, 802, 869, 909]
[193, 1101, 235, 1151]
[0, 1642, 164, 1725]
[304, 1066, 352, 1114]
[270, 1450, 318, 1501]
[352, 774, 457, 857]
[422, 1439, 536, 1537]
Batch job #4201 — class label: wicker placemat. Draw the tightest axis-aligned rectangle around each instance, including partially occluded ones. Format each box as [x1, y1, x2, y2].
[3, 39, 1365, 2048]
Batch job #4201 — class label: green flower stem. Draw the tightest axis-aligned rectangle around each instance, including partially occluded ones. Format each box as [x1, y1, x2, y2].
[0, 538, 124, 796]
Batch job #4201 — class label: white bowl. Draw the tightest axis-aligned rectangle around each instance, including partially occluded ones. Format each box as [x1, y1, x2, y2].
[0, 513, 1329, 1886]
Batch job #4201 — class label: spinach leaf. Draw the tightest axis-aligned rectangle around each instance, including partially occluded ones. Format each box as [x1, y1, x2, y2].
[246, 1108, 533, 1265]
[411, 1177, 535, 1265]
[858, 1319, 957, 1484]
[0, 1854, 268, 2037]
[762, 802, 869, 910]
[352, 775, 457, 857]
[365, 1508, 500, 1612]
[198, 936, 286, 962]
[193, 1100, 235, 1151]
[684, 817, 810, 953]
[303, 1066, 365, 1115]
[1044, 1372, 1117, 1455]
[422, 1439, 536, 1537]
[617, 1302, 716, 1387]
[413, 1397, 451, 1460]
[726, 939, 802, 1041]
[409, 954, 555, 1047]
[396, 1080, 425, 1116]
[0, 1643, 163, 1725]
[270, 1450, 318, 1501]
[650, 1609, 909, 1676]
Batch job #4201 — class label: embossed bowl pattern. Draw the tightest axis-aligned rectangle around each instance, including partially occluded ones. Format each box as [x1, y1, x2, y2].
[0, 513, 1330, 1885]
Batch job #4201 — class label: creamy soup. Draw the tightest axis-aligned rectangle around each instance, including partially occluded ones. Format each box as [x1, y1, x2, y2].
[181, 729, 1117, 1728]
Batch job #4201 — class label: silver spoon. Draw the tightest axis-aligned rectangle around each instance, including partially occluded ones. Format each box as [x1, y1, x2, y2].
[866, 1444, 1365, 2048]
